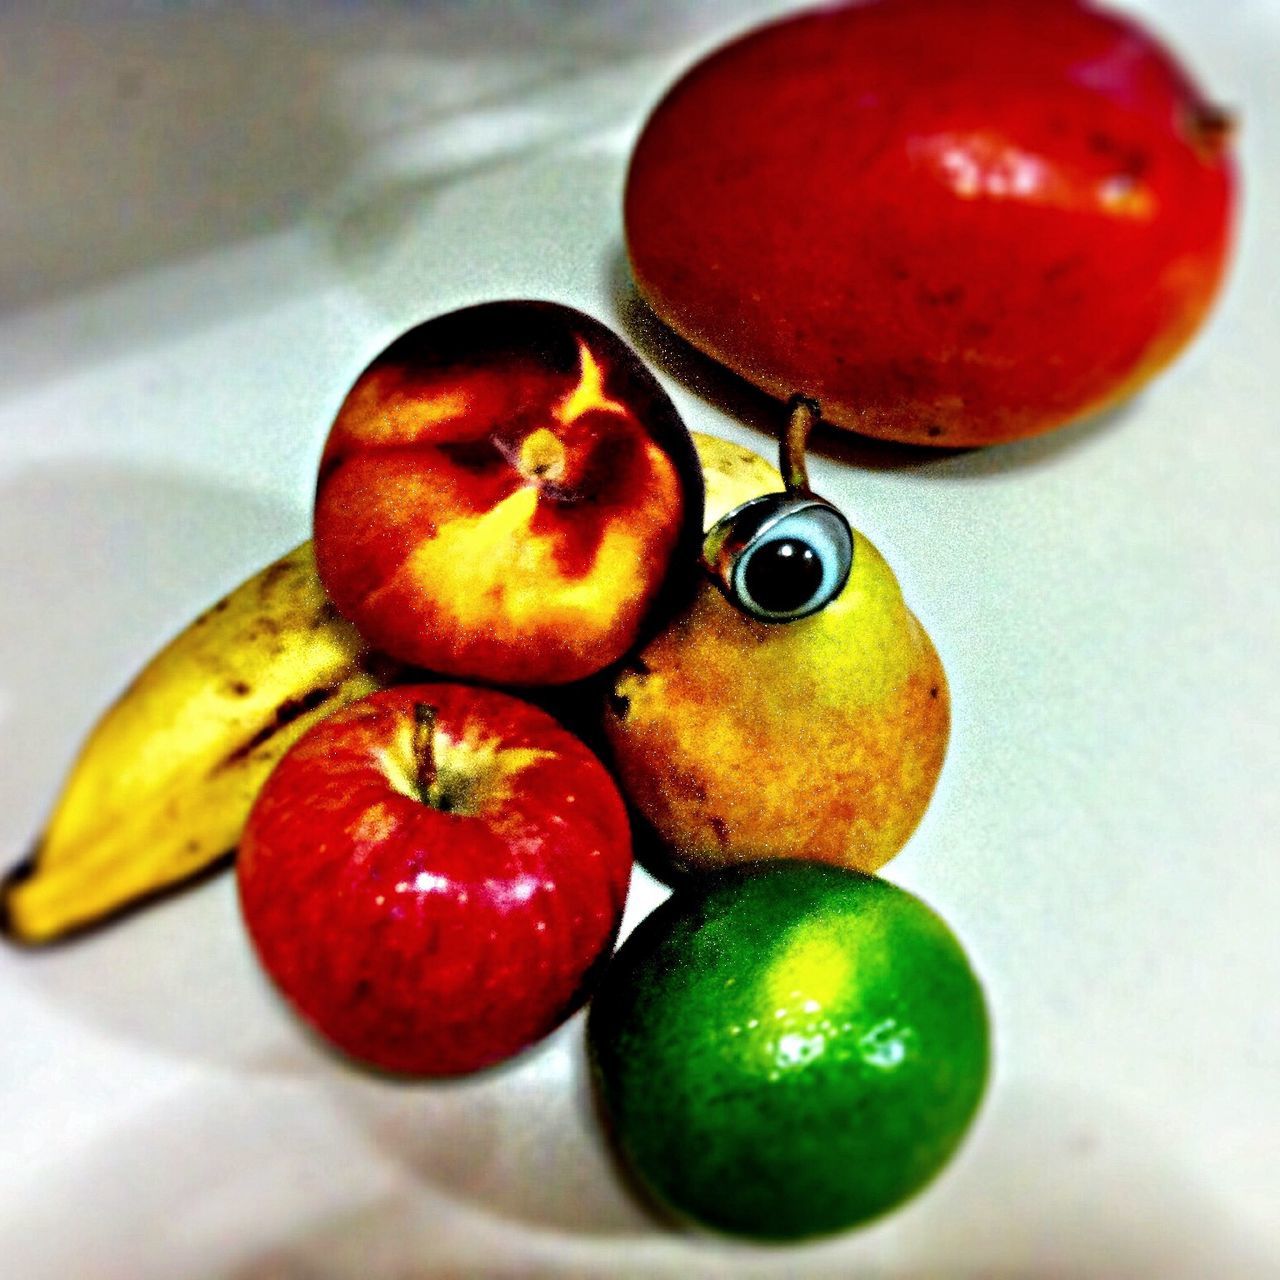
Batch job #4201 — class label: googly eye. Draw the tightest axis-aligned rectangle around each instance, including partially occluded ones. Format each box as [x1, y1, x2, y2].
[703, 495, 853, 623]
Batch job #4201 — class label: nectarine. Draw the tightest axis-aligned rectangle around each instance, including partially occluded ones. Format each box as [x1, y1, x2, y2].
[314, 302, 704, 684]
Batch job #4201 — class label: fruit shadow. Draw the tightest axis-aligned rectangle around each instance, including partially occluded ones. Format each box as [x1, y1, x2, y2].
[606, 245, 1137, 479]
[311, 1008, 665, 1242]
[0, 459, 319, 1070]
[862, 1076, 1275, 1279]
[212, 1076, 1274, 1278]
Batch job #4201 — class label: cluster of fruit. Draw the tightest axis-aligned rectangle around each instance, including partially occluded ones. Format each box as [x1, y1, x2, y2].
[3, 299, 981, 1238]
[1, 0, 1235, 1245]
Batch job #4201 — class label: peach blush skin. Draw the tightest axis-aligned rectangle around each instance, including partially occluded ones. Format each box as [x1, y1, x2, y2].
[314, 302, 703, 685]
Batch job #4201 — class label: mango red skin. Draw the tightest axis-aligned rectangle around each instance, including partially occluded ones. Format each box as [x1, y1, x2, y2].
[237, 684, 633, 1077]
[314, 302, 704, 686]
[625, 0, 1237, 446]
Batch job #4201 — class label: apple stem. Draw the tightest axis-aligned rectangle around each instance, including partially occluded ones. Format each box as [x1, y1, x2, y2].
[412, 702, 438, 798]
[781, 396, 820, 494]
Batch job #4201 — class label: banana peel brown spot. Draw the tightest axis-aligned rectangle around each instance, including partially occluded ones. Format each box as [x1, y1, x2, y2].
[215, 683, 344, 770]
[313, 599, 345, 630]
[257, 559, 296, 593]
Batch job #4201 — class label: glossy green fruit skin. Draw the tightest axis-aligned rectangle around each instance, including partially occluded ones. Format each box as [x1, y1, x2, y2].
[588, 863, 989, 1239]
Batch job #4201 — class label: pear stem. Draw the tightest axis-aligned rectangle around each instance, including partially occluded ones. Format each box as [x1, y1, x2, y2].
[411, 702, 437, 799]
[781, 396, 821, 494]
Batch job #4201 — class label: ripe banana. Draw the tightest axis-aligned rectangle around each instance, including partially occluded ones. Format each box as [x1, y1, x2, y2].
[1, 542, 393, 945]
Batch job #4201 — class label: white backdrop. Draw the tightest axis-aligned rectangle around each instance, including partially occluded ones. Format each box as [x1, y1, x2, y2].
[1, 2, 1277, 1275]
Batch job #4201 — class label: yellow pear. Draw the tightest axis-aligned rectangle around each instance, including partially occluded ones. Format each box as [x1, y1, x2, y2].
[605, 410, 948, 876]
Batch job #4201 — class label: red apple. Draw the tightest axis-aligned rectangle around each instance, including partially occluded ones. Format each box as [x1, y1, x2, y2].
[313, 301, 704, 685]
[625, 0, 1237, 446]
[236, 683, 633, 1076]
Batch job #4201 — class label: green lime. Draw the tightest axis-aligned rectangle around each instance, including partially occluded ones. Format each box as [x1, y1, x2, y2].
[588, 862, 990, 1239]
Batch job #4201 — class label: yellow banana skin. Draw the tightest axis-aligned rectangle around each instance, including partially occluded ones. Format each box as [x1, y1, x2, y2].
[1, 542, 391, 945]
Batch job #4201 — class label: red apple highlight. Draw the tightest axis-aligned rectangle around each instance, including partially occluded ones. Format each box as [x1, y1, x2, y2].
[236, 683, 633, 1076]
[313, 301, 704, 685]
[625, 0, 1237, 446]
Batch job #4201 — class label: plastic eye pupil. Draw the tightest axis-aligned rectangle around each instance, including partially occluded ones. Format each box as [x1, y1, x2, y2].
[742, 539, 824, 615]
[703, 493, 853, 623]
